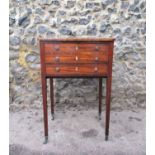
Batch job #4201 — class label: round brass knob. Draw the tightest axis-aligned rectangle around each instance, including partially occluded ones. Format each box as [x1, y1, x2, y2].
[95, 46, 99, 51]
[94, 67, 98, 72]
[55, 56, 60, 62]
[55, 46, 59, 51]
[75, 56, 79, 61]
[55, 67, 60, 72]
[95, 57, 99, 61]
[75, 45, 79, 51]
[75, 67, 78, 71]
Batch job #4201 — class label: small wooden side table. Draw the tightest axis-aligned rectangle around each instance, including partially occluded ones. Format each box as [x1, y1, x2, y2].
[39, 38, 115, 143]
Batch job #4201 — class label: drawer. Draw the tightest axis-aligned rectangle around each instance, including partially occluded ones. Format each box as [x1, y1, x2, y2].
[45, 53, 108, 64]
[78, 43, 109, 54]
[77, 52, 108, 63]
[45, 64, 108, 76]
[44, 43, 78, 55]
[44, 43, 109, 64]
[44, 43, 109, 55]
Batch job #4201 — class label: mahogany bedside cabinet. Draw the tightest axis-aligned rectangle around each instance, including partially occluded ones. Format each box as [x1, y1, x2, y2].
[39, 38, 115, 144]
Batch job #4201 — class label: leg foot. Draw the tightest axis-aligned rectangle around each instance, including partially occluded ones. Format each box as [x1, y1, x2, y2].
[99, 112, 101, 120]
[105, 135, 108, 141]
[43, 136, 48, 144]
[51, 113, 54, 120]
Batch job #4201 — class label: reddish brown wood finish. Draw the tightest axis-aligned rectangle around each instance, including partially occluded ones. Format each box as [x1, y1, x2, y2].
[44, 43, 109, 54]
[46, 64, 108, 76]
[45, 53, 108, 64]
[105, 42, 114, 140]
[39, 38, 115, 143]
[44, 43, 109, 64]
[40, 41, 48, 141]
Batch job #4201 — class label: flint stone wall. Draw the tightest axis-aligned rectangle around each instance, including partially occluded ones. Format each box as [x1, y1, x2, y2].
[9, 0, 146, 110]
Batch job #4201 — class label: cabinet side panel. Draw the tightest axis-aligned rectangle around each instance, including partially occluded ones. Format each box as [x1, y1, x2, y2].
[40, 41, 46, 77]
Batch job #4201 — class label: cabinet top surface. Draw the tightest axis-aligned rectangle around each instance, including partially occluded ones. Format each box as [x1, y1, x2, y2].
[39, 37, 115, 42]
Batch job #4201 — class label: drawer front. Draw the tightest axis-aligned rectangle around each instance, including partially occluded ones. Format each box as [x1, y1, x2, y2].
[44, 43, 78, 55]
[44, 43, 109, 64]
[78, 43, 109, 54]
[45, 64, 108, 76]
[45, 53, 108, 64]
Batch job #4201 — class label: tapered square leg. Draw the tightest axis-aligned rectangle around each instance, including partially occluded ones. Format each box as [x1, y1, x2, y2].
[105, 77, 112, 141]
[50, 78, 54, 120]
[99, 78, 102, 120]
[41, 77, 48, 144]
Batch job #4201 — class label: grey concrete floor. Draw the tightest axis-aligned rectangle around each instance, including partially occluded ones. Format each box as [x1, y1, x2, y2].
[9, 108, 145, 155]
